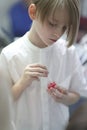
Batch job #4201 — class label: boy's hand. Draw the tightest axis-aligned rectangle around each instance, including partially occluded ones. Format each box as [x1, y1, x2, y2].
[20, 63, 48, 89]
[47, 82, 68, 103]
[47, 82, 68, 94]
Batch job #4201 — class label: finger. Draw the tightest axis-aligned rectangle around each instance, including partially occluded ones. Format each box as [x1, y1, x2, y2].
[52, 89, 63, 98]
[56, 86, 68, 94]
[32, 76, 40, 81]
[47, 88, 55, 95]
[29, 67, 49, 75]
[29, 64, 48, 70]
[47, 88, 53, 95]
[27, 71, 48, 77]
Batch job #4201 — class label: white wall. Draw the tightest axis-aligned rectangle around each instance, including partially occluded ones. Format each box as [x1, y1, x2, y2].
[80, 0, 87, 17]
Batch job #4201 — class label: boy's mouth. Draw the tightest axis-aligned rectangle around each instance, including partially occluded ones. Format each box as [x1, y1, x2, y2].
[50, 39, 57, 43]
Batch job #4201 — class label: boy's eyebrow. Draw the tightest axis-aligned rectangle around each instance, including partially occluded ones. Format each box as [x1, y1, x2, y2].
[48, 18, 59, 23]
[49, 16, 70, 25]
[52, 19, 69, 26]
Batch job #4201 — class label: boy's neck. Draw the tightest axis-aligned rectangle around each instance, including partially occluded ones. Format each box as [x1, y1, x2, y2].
[28, 28, 47, 48]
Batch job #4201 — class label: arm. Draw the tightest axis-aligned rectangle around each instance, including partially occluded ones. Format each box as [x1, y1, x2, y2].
[59, 91, 80, 106]
[47, 86, 80, 106]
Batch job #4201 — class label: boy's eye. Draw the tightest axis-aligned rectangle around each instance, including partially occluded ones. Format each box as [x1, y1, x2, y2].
[49, 21, 57, 27]
[63, 26, 67, 31]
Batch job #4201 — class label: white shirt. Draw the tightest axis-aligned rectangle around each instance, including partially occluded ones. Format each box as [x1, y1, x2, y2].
[0, 32, 87, 130]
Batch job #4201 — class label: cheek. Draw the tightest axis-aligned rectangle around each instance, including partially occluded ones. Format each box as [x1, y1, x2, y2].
[36, 22, 52, 39]
[40, 27, 50, 38]
[43, 27, 52, 37]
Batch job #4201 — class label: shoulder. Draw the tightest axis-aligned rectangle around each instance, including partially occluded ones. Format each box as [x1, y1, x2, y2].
[53, 39, 81, 67]
[67, 44, 77, 57]
[55, 38, 77, 57]
[1, 36, 25, 61]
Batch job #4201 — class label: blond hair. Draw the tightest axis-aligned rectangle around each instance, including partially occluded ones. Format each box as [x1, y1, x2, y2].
[27, 0, 80, 47]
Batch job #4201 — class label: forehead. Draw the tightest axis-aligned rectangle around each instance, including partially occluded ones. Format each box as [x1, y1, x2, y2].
[49, 8, 70, 24]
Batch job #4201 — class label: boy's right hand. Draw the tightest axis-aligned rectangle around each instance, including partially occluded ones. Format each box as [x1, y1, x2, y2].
[19, 63, 48, 89]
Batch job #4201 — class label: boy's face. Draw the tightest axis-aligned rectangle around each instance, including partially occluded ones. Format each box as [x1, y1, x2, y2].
[30, 7, 69, 47]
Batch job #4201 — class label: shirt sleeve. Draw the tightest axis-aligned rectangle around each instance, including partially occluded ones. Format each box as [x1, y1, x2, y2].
[0, 51, 13, 88]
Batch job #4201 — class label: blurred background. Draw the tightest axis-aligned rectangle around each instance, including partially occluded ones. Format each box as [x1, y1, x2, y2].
[0, 0, 32, 50]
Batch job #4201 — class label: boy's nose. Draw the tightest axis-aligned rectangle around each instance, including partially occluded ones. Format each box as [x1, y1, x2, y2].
[54, 28, 63, 39]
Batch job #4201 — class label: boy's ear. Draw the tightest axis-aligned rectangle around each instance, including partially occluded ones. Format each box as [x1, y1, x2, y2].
[28, 4, 36, 20]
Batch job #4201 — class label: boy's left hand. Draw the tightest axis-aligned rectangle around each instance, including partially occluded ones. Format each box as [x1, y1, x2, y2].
[47, 83, 68, 103]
